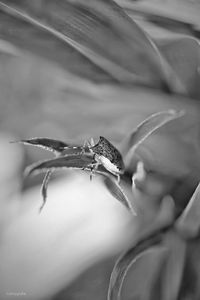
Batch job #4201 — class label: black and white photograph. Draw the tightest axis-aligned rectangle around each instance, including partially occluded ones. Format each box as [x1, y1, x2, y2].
[0, 1, 200, 299]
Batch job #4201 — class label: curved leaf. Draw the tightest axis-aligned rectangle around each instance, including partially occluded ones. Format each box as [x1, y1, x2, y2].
[25, 153, 95, 176]
[120, 0, 200, 33]
[121, 109, 184, 157]
[0, 0, 185, 91]
[176, 182, 200, 239]
[160, 231, 186, 300]
[158, 37, 200, 98]
[0, 1, 111, 82]
[40, 170, 52, 212]
[108, 231, 164, 300]
[103, 176, 135, 214]
[12, 137, 70, 153]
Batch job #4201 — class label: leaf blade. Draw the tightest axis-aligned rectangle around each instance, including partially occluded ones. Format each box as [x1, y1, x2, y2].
[25, 153, 95, 176]
[176, 181, 200, 239]
[103, 176, 136, 214]
[13, 137, 69, 153]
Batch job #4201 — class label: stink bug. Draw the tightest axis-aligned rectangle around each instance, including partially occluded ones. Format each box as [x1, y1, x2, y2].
[88, 136, 125, 181]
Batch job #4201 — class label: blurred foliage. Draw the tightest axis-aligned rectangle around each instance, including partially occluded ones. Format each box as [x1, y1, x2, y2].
[0, 0, 200, 300]
[109, 182, 200, 300]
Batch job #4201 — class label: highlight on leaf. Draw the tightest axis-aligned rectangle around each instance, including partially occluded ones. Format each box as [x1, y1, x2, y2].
[12, 137, 70, 153]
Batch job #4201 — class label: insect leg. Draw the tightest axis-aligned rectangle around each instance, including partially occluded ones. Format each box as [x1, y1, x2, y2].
[81, 139, 90, 154]
[116, 174, 121, 183]
[89, 137, 95, 147]
[89, 160, 100, 181]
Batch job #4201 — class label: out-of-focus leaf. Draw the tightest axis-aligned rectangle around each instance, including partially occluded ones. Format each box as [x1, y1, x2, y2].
[176, 182, 200, 239]
[108, 230, 164, 300]
[158, 37, 200, 99]
[120, 247, 169, 300]
[0, 0, 185, 91]
[178, 240, 200, 300]
[119, 0, 200, 32]
[120, 109, 184, 157]
[13, 137, 69, 153]
[0, 39, 21, 56]
[120, 231, 185, 300]
[25, 153, 95, 176]
[103, 176, 135, 214]
[107, 221, 187, 300]
[0, 1, 112, 82]
[160, 231, 186, 300]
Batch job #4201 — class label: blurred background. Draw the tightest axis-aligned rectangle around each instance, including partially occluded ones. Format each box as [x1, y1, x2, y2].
[0, 0, 200, 299]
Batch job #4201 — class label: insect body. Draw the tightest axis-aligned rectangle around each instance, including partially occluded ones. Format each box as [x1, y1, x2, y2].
[89, 136, 125, 181]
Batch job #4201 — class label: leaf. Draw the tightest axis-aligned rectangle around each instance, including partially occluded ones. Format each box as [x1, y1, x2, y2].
[160, 231, 186, 300]
[25, 153, 95, 176]
[178, 239, 200, 300]
[0, 39, 21, 56]
[176, 182, 200, 239]
[103, 176, 135, 214]
[108, 230, 164, 300]
[121, 109, 184, 157]
[0, 0, 185, 91]
[158, 37, 200, 99]
[13, 137, 70, 153]
[0, 1, 111, 82]
[40, 170, 52, 212]
[119, 0, 200, 33]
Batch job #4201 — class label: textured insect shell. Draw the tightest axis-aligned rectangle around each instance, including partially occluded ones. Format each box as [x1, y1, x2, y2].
[91, 136, 125, 173]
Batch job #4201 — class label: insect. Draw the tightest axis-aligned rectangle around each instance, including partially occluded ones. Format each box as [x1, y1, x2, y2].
[84, 136, 125, 181]
[15, 136, 126, 212]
